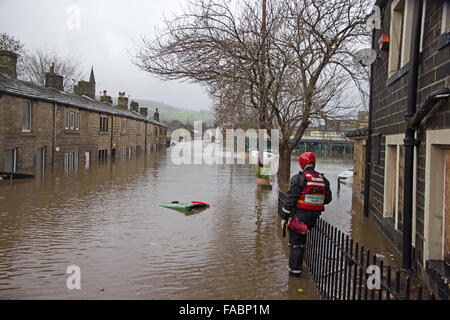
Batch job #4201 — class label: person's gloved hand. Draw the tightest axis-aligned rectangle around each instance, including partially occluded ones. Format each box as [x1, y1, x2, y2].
[281, 219, 286, 230]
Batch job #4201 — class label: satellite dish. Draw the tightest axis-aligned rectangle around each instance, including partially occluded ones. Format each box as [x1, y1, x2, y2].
[352, 48, 377, 66]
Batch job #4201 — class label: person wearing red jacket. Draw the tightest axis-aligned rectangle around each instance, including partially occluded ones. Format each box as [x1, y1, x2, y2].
[280, 152, 332, 277]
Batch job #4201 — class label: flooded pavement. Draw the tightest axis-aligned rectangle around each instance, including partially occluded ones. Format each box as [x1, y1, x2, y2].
[0, 148, 399, 299]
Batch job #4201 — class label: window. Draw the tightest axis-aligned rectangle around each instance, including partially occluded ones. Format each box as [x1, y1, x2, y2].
[121, 119, 127, 133]
[443, 0, 450, 34]
[100, 117, 108, 132]
[21, 100, 31, 132]
[65, 111, 69, 129]
[137, 122, 141, 134]
[75, 113, 80, 131]
[65, 111, 80, 131]
[420, 0, 427, 52]
[74, 152, 79, 168]
[388, 0, 414, 77]
[70, 112, 74, 130]
[99, 149, 108, 159]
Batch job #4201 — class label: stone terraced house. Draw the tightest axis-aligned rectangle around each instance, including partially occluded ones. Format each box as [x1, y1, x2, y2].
[0, 50, 167, 175]
[348, 0, 449, 299]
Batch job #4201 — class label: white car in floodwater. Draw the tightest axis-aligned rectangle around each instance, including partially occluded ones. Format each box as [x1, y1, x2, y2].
[338, 169, 353, 184]
[250, 150, 278, 164]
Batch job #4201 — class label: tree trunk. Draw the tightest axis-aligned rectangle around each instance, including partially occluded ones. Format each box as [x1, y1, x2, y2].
[277, 146, 292, 193]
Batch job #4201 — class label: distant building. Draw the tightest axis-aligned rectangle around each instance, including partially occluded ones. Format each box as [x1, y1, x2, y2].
[292, 115, 368, 159]
[0, 50, 167, 175]
[345, 128, 369, 210]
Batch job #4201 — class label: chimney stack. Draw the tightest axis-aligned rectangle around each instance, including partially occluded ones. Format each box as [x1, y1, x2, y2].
[45, 63, 64, 91]
[0, 50, 18, 79]
[139, 107, 148, 117]
[130, 100, 139, 113]
[154, 108, 160, 122]
[100, 90, 113, 105]
[74, 66, 96, 99]
[117, 91, 128, 109]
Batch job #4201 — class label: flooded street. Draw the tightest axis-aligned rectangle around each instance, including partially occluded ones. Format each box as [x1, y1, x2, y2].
[0, 148, 396, 300]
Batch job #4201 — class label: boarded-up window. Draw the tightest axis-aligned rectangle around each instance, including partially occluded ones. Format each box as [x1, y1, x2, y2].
[384, 141, 405, 230]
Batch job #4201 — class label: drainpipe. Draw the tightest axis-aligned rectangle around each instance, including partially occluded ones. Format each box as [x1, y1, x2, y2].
[402, 0, 423, 271]
[363, 28, 376, 217]
[110, 116, 114, 157]
[410, 88, 450, 127]
[52, 102, 57, 166]
[145, 119, 148, 152]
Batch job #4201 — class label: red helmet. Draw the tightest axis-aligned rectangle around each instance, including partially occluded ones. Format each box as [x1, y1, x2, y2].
[299, 152, 316, 170]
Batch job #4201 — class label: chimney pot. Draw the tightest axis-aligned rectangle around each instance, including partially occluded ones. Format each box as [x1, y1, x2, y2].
[140, 107, 148, 117]
[117, 93, 129, 109]
[0, 50, 18, 79]
[73, 67, 96, 100]
[45, 64, 64, 91]
[100, 90, 113, 105]
[130, 100, 139, 113]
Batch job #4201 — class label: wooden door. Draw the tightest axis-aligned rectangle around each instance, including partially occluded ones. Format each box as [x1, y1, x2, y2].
[4, 149, 16, 173]
[445, 149, 450, 265]
[393, 146, 398, 218]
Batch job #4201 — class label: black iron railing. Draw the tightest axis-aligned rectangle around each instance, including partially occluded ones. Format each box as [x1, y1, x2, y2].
[278, 192, 435, 300]
[304, 217, 435, 300]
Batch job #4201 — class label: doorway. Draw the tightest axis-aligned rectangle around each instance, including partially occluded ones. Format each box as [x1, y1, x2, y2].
[445, 149, 449, 265]
[4, 148, 17, 173]
[36, 146, 45, 171]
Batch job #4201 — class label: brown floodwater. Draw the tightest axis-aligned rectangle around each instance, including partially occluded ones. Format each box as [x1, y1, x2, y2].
[0, 148, 400, 299]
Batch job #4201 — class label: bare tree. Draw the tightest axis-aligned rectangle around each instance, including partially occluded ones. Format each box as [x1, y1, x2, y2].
[209, 79, 258, 131]
[22, 47, 85, 92]
[133, 0, 371, 184]
[1, 33, 85, 92]
[265, 0, 371, 183]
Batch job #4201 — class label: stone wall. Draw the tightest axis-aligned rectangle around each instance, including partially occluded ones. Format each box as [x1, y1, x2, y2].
[0, 95, 53, 174]
[351, 137, 366, 208]
[369, 0, 449, 268]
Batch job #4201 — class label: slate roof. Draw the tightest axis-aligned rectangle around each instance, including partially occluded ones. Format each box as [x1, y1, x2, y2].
[0, 74, 167, 127]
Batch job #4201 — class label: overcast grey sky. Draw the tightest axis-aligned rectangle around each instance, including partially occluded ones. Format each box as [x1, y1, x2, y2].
[0, 0, 212, 111]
